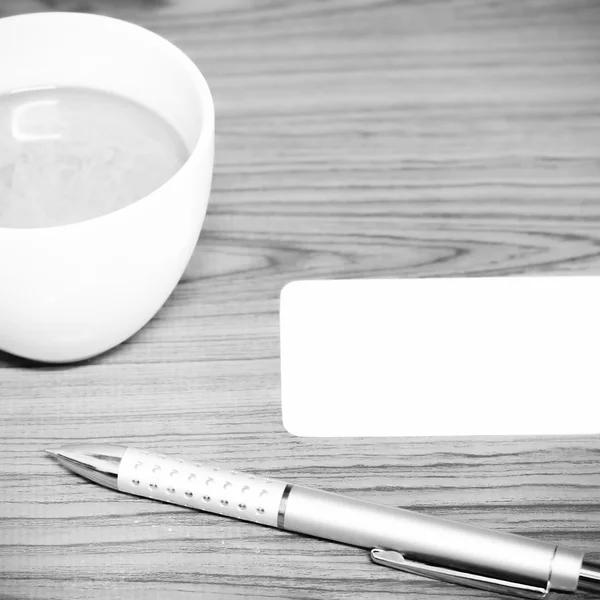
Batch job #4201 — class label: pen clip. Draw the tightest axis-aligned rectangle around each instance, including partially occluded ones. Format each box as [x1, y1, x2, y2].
[370, 549, 550, 599]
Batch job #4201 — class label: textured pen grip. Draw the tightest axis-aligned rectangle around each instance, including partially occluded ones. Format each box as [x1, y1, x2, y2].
[118, 448, 287, 527]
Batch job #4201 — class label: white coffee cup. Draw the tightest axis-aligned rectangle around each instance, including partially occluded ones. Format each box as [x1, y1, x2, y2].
[0, 12, 214, 363]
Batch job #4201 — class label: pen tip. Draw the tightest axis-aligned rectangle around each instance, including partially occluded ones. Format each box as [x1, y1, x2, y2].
[45, 449, 60, 456]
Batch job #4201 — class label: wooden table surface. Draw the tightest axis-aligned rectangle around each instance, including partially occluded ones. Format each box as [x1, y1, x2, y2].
[1, 1, 600, 599]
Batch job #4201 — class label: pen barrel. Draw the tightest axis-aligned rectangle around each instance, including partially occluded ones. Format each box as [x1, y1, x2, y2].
[118, 448, 289, 528]
[282, 485, 584, 593]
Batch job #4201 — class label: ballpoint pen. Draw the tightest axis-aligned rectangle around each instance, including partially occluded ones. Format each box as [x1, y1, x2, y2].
[47, 444, 600, 598]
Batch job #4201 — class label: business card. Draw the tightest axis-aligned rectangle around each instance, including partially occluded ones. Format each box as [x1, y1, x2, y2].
[280, 278, 600, 437]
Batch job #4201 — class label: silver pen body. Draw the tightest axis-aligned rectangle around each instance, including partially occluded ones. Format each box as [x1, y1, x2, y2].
[47, 444, 597, 598]
[284, 485, 581, 592]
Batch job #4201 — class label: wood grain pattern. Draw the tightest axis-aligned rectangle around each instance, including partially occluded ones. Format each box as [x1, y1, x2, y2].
[1, 1, 600, 599]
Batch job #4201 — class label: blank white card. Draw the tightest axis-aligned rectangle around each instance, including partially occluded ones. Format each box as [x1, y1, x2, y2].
[280, 278, 600, 437]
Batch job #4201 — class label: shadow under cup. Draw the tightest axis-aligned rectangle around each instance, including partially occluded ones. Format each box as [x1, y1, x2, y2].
[0, 12, 215, 363]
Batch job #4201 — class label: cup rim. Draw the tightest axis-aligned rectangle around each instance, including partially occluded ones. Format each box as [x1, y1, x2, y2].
[0, 11, 215, 234]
